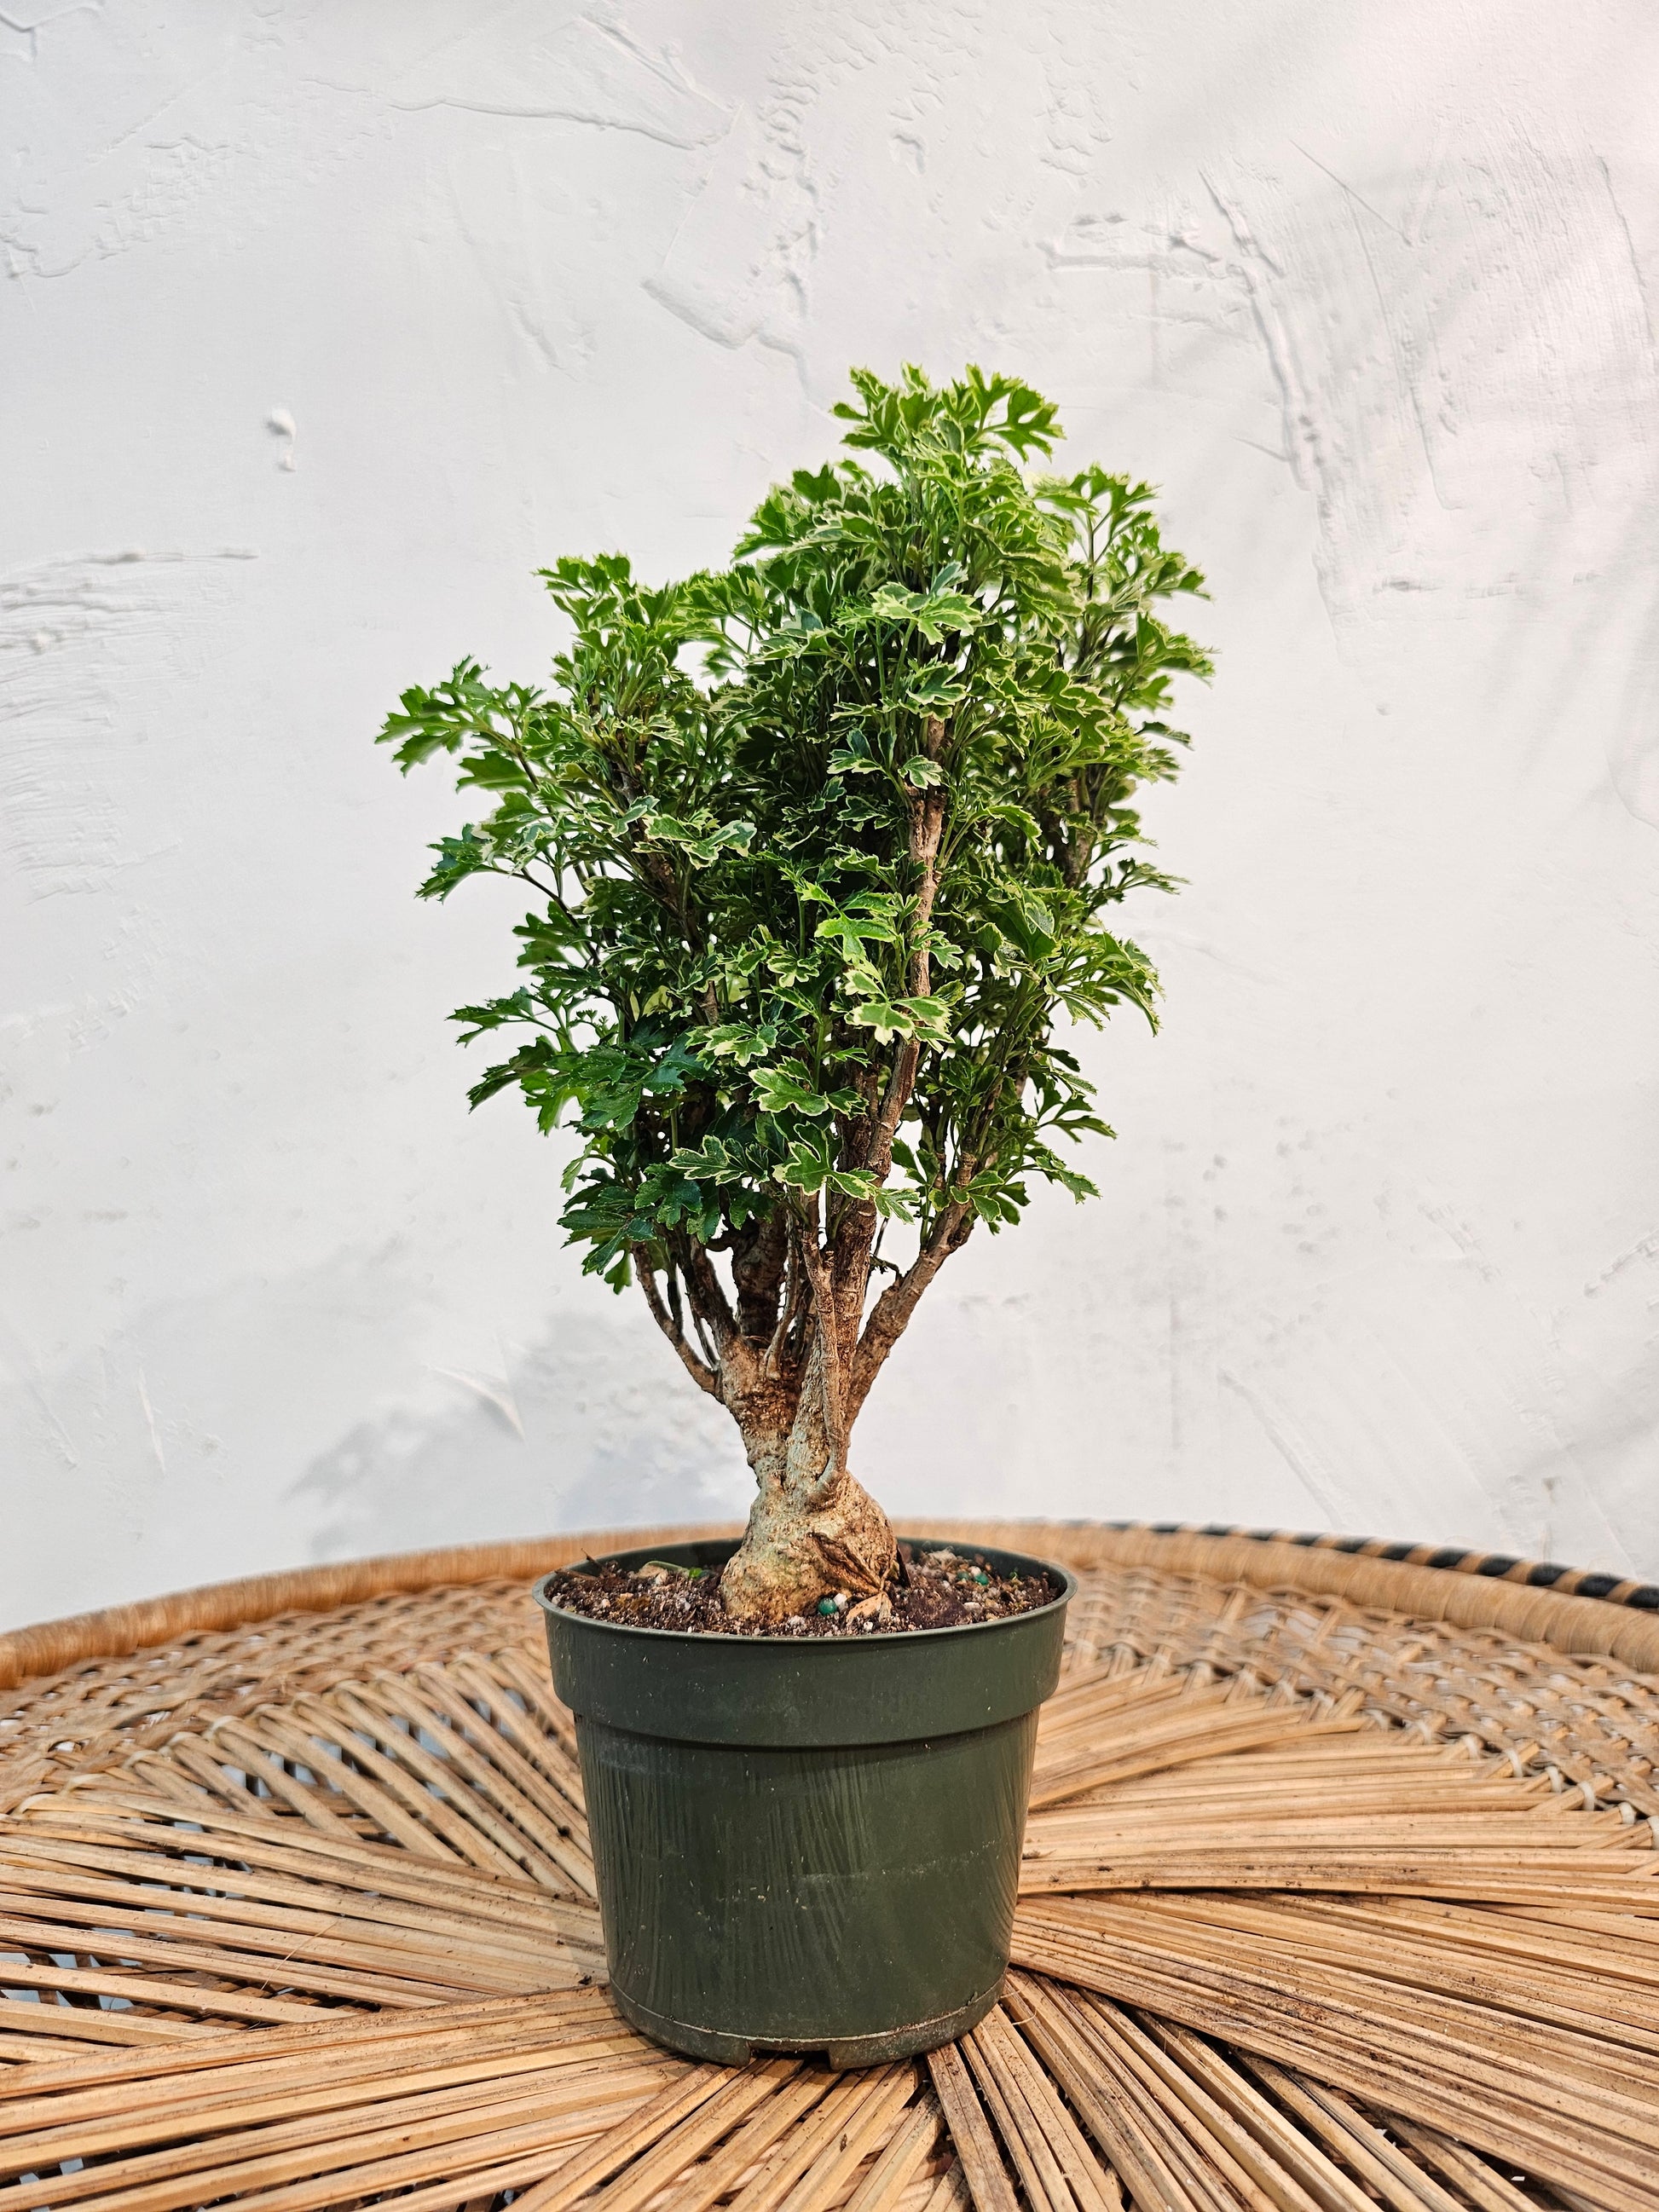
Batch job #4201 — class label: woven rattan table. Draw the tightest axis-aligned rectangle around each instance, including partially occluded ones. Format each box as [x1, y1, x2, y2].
[2, 1522, 1657, 2212]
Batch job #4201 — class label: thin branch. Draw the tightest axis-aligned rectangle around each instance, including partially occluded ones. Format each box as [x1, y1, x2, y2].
[864, 713, 949, 1186]
[732, 1208, 789, 1341]
[664, 1243, 724, 1369]
[791, 1200, 846, 1472]
[676, 1237, 738, 1354]
[517, 865, 581, 922]
[825, 714, 950, 1349]
[631, 1250, 720, 1398]
[690, 1304, 721, 1371]
[847, 1190, 975, 1421]
[764, 1229, 806, 1377]
[513, 866, 564, 902]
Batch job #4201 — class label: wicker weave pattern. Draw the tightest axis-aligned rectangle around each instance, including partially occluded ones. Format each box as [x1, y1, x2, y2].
[8, 1556, 1659, 1818]
[1064, 1567, 1659, 1815]
[2, 1527, 1657, 2212]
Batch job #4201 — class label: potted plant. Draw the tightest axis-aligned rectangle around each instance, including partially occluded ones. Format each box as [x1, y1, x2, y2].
[379, 365, 1208, 2063]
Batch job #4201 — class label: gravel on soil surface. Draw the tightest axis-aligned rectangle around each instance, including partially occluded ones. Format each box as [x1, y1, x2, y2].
[541, 1544, 1059, 1637]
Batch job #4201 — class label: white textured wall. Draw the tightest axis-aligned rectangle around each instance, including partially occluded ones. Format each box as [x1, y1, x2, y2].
[6, 3, 1659, 1627]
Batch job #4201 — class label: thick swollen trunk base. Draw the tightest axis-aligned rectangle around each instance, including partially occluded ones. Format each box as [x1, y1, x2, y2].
[720, 1470, 896, 1624]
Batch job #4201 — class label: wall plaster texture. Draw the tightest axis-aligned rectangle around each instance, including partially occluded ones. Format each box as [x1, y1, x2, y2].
[4, 3, 1659, 1627]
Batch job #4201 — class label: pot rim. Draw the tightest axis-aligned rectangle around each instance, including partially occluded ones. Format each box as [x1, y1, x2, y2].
[533, 1534, 1077, 1650]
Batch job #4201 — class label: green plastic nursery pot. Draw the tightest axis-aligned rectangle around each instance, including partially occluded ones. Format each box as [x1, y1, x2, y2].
[535, 1537, 1072, 2068]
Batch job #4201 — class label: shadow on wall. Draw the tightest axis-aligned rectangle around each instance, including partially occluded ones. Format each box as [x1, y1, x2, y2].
[290, 1312, 749, 1564]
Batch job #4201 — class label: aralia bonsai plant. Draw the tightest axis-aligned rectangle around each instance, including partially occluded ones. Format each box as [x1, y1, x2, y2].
[379, 366, 1207, 1629]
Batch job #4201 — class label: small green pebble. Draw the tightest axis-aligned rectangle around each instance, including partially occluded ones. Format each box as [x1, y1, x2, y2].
[818, 1597, 839, 1615]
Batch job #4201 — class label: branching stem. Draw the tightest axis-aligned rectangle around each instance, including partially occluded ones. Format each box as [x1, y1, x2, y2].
[632, 1249, 720, 1397]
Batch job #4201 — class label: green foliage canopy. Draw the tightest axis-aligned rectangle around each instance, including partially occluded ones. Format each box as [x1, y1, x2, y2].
[379, 367, 1208, 1340]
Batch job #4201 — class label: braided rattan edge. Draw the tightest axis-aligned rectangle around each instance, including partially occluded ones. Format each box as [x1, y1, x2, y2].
[904, 1521, 1659, 1672]
[1127, 1519, 1659, 1608]
[0, 1523, 742, 1693]
[5, 1517, 1657, 1692]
